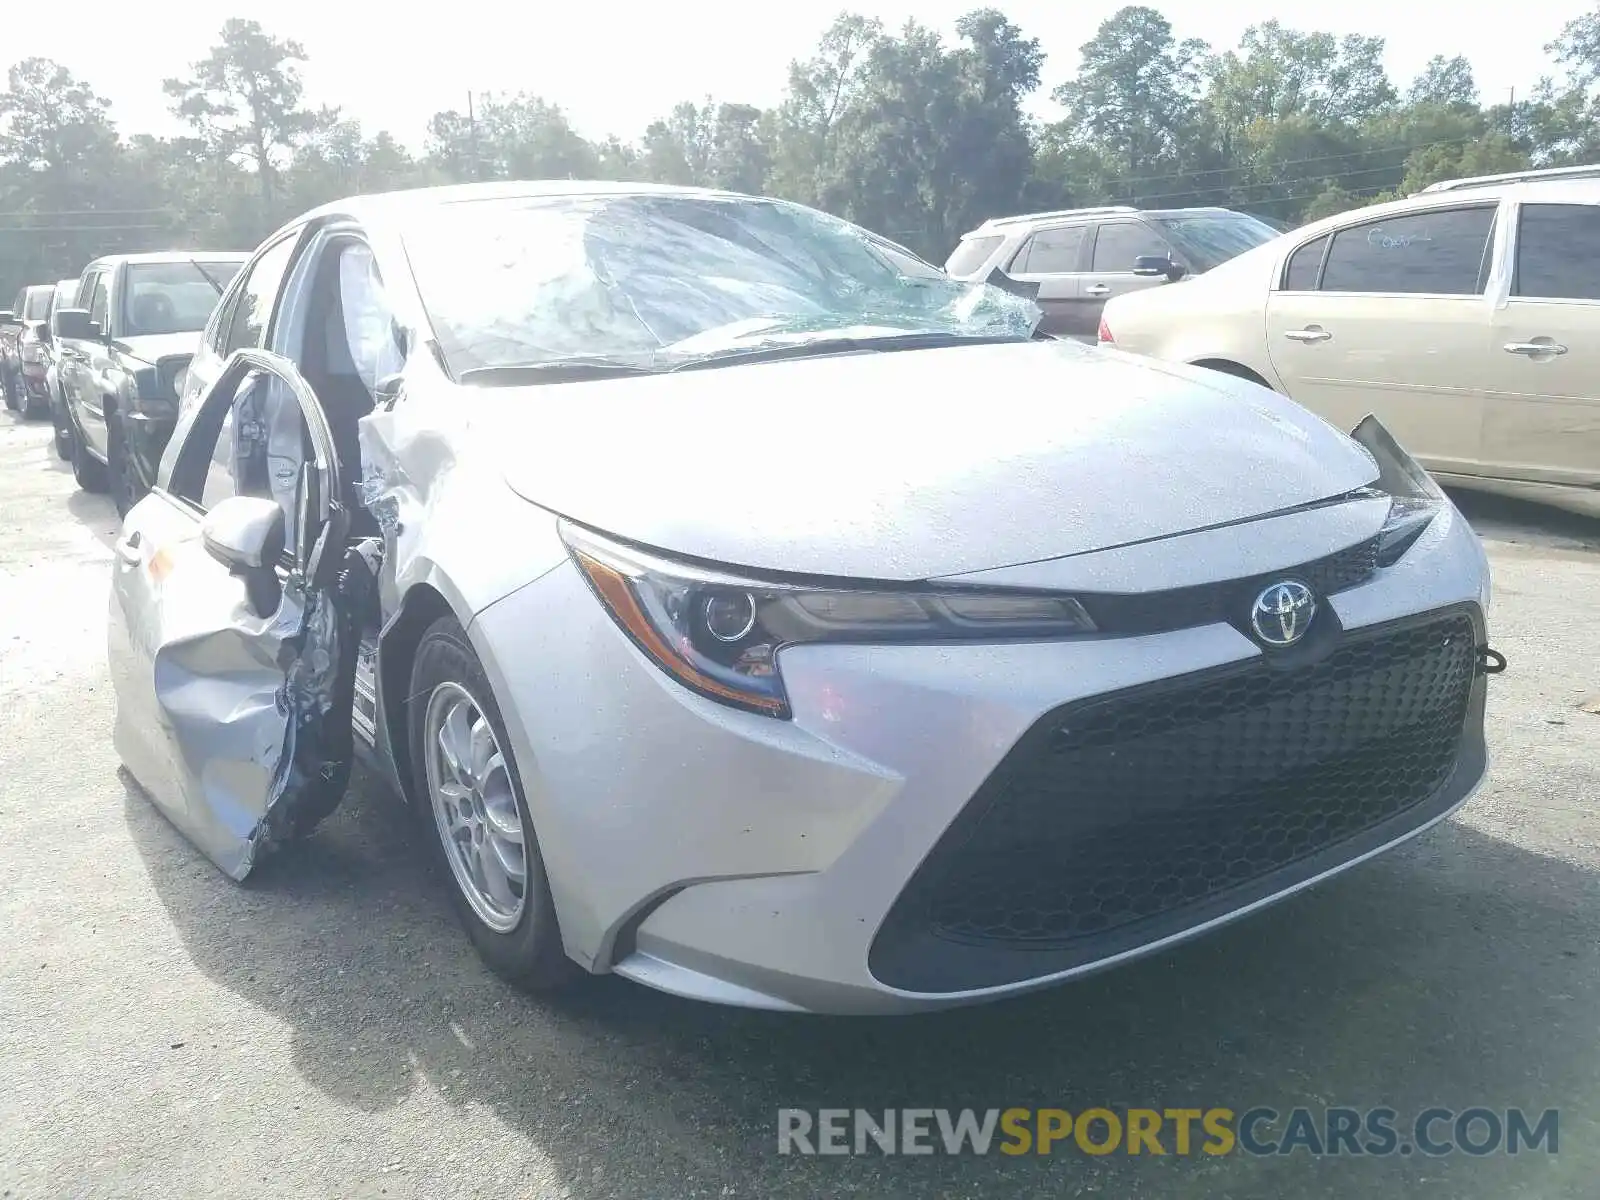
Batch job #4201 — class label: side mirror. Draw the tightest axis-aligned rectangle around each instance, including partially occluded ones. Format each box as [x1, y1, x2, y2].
[201, 495, 286, 572]
[1133, 255, 1189, 282]
[0, 311, 17, 327]
[52, 308, 99, 339]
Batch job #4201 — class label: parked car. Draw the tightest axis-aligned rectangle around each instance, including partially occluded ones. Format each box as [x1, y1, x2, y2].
[1, 283, 57, 415]
[53, 251, 247, 512]
[43, 278, 80, 458]
[1098, 163, 1600, 519]
[943, 205, 1283, 338]
[118, 181, 1497, 1014]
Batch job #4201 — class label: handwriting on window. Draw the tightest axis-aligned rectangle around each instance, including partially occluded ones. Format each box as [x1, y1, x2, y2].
[1366, 226, 1433, 249]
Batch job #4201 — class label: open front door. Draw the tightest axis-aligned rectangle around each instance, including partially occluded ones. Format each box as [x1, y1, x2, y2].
[109, 349, 370, 880]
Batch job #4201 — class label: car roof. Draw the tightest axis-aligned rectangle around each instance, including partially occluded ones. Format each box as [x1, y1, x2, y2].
[81, 250, 252, 272]
[963, 206, 1247, 239]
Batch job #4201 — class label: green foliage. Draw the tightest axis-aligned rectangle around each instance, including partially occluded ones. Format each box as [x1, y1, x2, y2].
[2, 5, 1599, 296]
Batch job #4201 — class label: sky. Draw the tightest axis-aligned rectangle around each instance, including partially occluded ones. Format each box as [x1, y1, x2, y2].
[11, 0, 1595, 150]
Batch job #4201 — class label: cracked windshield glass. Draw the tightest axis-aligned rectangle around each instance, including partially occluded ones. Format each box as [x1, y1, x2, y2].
[402, 194, 1041, 376]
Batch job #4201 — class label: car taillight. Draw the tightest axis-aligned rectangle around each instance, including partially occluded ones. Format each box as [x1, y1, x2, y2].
[1097, 316, 1113, 344]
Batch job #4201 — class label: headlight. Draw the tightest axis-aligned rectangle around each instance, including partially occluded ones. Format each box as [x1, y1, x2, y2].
[563, 525, 1097, 719]
[1350, 415, 1446, 566]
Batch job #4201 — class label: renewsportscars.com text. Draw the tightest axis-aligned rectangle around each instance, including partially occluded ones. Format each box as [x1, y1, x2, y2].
[777, 1106, 1559, 1157]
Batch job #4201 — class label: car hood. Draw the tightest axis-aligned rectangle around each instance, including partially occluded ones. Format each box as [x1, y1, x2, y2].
[112, 331, 201, 364]
[490, 340, 1381, 580]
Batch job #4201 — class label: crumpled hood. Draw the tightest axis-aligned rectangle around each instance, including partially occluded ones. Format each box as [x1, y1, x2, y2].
[111, 331, 201, 365]
[491, 340, 1381, 580]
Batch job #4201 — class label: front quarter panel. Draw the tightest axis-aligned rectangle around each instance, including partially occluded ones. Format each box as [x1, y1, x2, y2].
[359, 374, 570, 621]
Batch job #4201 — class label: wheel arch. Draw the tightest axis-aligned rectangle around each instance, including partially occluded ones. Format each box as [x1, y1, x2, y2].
[1189, 357, 1275, 389]
[376, 580, 462, 807]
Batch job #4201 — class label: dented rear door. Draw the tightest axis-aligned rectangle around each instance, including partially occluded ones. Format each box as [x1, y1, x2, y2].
[109, 349, 362, 879]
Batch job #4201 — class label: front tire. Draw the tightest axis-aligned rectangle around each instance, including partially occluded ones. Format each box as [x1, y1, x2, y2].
[2, 366, 18, 413]
[69, 409, 108, 493]
[107, 414, 143, 517]
[50, 389, 71, 460]
[21, 383, 49, 420]
[408, 616, 575, 991]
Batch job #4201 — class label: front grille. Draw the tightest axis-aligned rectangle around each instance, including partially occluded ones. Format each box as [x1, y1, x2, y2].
[891, 613, 1478, 962]
[1077, 535, 1380, 635]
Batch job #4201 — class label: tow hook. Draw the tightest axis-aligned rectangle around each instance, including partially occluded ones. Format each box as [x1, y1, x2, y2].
[1478, 647, 1508, 675]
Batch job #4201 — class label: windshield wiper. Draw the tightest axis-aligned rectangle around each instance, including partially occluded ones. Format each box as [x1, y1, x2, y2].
[457, 358, 660, 386]
[188, 259, 225, 297]
[664, 331, 1031, 373]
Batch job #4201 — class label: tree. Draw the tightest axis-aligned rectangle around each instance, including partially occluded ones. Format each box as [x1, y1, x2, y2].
[1407, 55, 1478, 109]
[1548, 4, 1600, 90]
[0, 59, 128, 286]
[639, 99, 714, 184]
[1206, 21, 1396, 131]
[1052, 8, 1208, 175]
[423, 93, 597, 181]
[163, 20, 318, 217]
[765, 13, 884, 205]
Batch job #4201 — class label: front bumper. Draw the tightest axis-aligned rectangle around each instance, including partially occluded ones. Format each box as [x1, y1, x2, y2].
[471, 499, 1492, 1014]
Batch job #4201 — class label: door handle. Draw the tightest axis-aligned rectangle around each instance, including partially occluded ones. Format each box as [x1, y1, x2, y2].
[1084, 284, 1111, 296]
[114, 530, 142, 565]
[1284, 327, 1332, 343]
[1503, 340, 1567, 356]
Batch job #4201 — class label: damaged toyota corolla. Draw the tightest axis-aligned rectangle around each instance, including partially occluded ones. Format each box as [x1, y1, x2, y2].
[109, 181, 1503, 1015]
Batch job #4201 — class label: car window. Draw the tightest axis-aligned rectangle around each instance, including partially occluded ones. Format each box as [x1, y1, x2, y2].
[1282, 234, 1330, 290]
[51, 281, 78, 313]
[1153, 214, 1280, 273]
[87, 273, 110, 329]
[1319, 206, 1496, 296]
[23, 287, 53, 320]
[1014, 226, 1087, 274]
[122, 261, 243, 337]
[10, 289, 25, 316]
[180, 373, 309, 546]
[1512, 203, 1600, 301]
[1091, 222, 1172, 273]
[944, 235, 1004, 275]
[223, 236, 299, 355]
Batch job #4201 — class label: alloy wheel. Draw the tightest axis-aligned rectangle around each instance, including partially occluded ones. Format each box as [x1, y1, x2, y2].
[422, 681, 528, 933]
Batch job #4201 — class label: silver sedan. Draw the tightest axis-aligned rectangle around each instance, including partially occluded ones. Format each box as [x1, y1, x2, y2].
[108, 182, 1499, 1014]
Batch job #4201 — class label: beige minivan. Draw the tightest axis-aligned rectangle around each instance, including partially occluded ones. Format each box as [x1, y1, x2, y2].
[1098, 164, 1600, 518]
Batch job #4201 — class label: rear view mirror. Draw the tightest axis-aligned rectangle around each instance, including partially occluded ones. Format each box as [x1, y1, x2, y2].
[52, 308, 98, 339]
[201, 495, 286, 572]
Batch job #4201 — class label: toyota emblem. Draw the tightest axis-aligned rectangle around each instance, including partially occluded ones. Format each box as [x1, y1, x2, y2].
[1250, 580, 1317, 647]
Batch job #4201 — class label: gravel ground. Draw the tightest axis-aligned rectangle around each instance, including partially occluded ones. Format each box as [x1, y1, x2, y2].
[1, 409, 1597, 1200]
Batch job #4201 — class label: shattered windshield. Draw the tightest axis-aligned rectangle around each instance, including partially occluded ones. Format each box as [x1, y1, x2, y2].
[401, 193, 1041, 377]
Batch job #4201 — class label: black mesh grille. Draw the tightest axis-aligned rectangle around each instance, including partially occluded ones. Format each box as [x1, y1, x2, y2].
[912, 612, 1477, 949]
[1077, 536, 1380, 635]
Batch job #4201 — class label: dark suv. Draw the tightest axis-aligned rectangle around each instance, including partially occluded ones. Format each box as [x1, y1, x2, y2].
[944, 206, 1283, 339]
[1, 283, 57, 415]
[54, 251, 247, 512]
